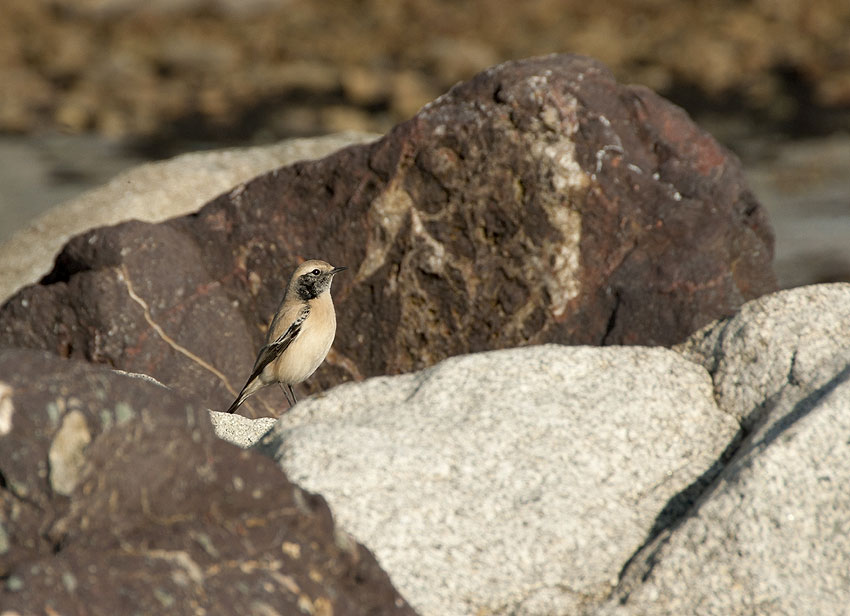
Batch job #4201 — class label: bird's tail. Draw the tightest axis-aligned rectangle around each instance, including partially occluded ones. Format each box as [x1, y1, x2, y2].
[225, 377, 264, 413]
[225, 393, 246, 414]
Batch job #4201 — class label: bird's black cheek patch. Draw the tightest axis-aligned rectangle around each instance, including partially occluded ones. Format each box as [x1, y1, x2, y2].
[296, 276, 319, 300]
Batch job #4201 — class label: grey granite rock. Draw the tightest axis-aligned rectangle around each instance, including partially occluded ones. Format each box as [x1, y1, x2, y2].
[605, 283, 850, 616]
[603, 376, 850, 616]
[678, 283, 850, 431]
[257, 344, 739, 615]
[5, 282, 848, 613]
[209, 410, 276, 448]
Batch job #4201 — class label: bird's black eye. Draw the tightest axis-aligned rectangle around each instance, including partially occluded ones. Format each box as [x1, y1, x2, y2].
[312, 268, 320, 276]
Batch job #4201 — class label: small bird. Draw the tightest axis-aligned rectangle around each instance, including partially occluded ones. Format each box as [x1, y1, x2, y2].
[226, 259, 346, 414]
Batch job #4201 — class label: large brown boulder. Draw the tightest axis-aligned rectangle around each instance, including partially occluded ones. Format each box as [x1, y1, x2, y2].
[0, 55, 776, 416]
[0, 349, 416, 615]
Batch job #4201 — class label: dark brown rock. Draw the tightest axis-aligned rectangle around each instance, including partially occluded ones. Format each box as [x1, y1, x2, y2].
[0, 349, 416, 615]
[0, 55, 777, 416]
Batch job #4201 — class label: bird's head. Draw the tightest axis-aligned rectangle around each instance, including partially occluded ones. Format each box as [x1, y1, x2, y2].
[291, 259, 347, 300]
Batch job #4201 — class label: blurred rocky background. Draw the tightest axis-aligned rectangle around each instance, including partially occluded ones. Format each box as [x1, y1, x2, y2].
[1, 0, 849, 288]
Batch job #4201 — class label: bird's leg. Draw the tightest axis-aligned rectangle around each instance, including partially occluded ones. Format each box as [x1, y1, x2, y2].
[288, 384, 298, 406]
[279, 383, 294, 408]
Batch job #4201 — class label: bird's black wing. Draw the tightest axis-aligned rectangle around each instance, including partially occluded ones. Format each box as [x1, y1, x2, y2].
[246, 305, 310, 384]
[225, 306, 309, 413]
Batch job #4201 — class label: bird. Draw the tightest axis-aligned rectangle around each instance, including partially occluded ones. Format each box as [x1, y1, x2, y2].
[226, 259, 347, 414]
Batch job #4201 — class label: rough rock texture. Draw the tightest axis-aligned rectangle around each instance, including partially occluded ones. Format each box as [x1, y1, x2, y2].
[255, 344, 740, 615]
[678, 282, 850, 431]
[0, 55, 777, 416]
[0, 132, 378, 302]
[0, 349, 416, 615]
[210, 410, 277, 448]
[604, 283, 850, 615]
[225, 284, 850, 615]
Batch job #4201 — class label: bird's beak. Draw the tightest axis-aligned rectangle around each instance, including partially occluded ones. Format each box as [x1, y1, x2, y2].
[329, 266, 347, 275]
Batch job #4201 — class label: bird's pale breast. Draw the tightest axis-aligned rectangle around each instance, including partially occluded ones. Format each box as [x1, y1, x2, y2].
[271, 294, 336, 385]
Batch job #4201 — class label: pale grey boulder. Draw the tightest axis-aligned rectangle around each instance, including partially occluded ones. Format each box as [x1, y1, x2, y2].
[257, 345, 739, 616]
[678, 283, 850, 430]
[209, 410, 276, 448]
[206, 284, 850, 615]
[603, 377, 850, 616]
[605, 283, 850, 616]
